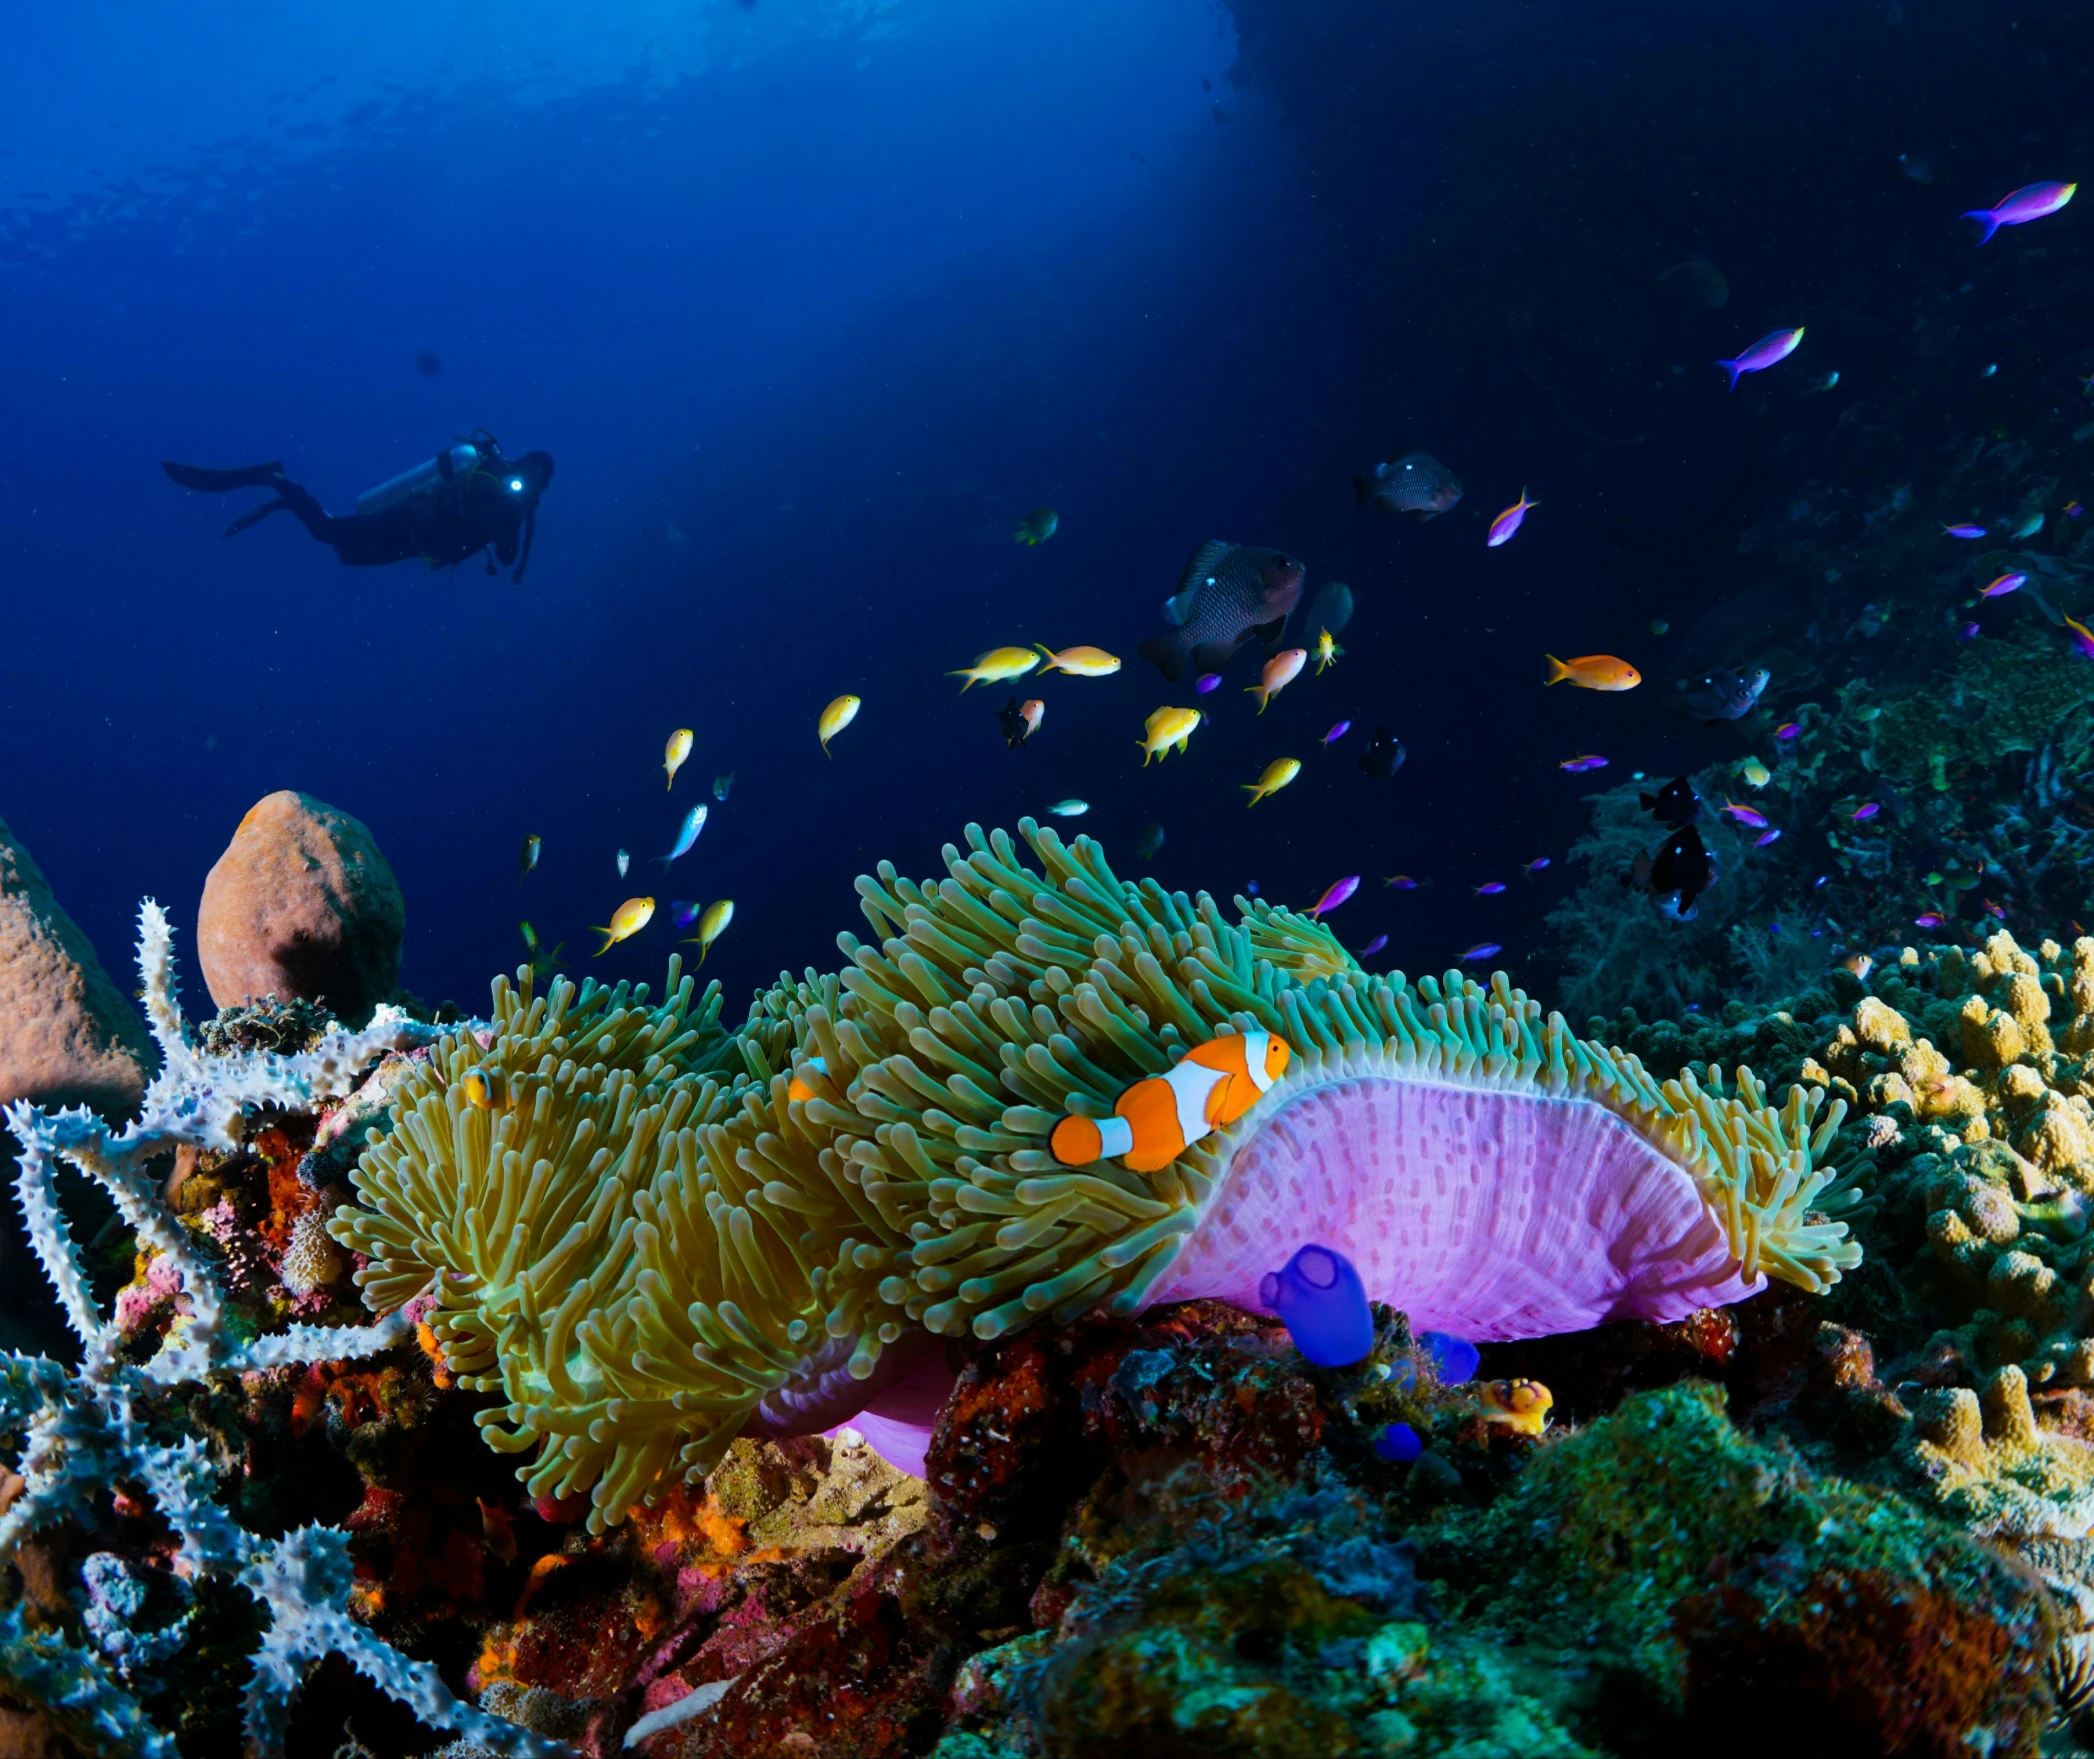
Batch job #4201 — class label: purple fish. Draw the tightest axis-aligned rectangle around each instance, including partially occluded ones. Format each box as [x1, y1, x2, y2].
[1942, 523, 1987, 539]
[1852, 802, 1880, 821]
[1474, 881, 1507, 896]
[1959, 622, 1982, 640]
[2068, 614, 2094, 660]
[1721, 799, 1769, 828]
[1914, 912, 1945, 930]
[1384, 874, 1419, 891]
[1358, 934, 1388, 956]
[1774, 721, 1800, 741]
[1754, 828, 1782, 848]
[1714, 326, 1804, 392]
[1323, 720, 1352, 745]
[1524, 857, 1551, 875]
[1963, 180, 2077, 245]
[1309, 875, 1359, 918]
[1460, 942, 1502, 963]
[670, 900, 703, 929]
[1558, 753, 1609, 773]
[1981, 572, 2027, 598]
[1195, 673, 1222, 695]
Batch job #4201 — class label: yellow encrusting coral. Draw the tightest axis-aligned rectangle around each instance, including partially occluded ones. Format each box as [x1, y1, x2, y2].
[331, 821, 1862, 1529]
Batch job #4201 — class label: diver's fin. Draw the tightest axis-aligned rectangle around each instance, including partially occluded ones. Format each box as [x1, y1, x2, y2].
[1138, 632, 1189, 682]
[162, 460, 286, 493]
[222, 498, 288, 538]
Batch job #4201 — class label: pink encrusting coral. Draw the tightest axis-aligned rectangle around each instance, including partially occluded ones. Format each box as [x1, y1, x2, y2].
[1149, 1077, 1761, 1340]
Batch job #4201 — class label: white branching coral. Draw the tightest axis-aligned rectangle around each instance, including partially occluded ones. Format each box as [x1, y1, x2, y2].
[0, 902, 574, 1758]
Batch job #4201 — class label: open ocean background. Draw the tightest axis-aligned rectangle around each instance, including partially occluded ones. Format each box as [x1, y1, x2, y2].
[3, 0, 2086, 1015]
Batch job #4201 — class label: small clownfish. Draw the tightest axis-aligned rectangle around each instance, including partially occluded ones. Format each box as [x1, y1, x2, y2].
[787, 1055, 829, 1103]
[1050, 1030, 1291, 1173]
[1479, 1377, 1552, 1436]
[460, 1066, 502, 1110]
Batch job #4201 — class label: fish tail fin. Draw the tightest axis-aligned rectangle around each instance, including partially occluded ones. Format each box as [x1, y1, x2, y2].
[1245, 684, 1269, 712]
[1962, 208, 2001, 245]
[1034, 643, 1060, 670]
[1138, 632, 1188, 681]
[949, 670, 978, 692]
[1713, 358, 1744, 392]
[1543, 654, 1570, 686]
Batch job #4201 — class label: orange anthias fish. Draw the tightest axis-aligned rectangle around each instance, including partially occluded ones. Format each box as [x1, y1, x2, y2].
[1246, 647, 1308, 712]
[1034, 643, 1121, 677]
[1139, 705, 1202, 764]
[1543, 653, 1641, 691]
[1479, 1377, 1553, 1436]
[1050, 1031, 1292, 1173]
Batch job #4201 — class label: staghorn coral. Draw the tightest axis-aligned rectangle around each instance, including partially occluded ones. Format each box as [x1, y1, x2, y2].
[330, 821, 1863, 1533]
[0, 903, 572, 1758]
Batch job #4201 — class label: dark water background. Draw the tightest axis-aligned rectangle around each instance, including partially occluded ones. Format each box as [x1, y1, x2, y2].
[2, 0, 2086, 1019]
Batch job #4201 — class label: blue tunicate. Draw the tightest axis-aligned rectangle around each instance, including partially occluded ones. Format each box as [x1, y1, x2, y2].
[1259, 1244, 1374, 1367]
[1419, 1330, 1479, 1385]
[1373, 1422, 1422, 1464]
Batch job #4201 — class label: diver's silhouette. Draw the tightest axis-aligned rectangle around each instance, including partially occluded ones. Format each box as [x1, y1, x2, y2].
[162, 432, 553, 582]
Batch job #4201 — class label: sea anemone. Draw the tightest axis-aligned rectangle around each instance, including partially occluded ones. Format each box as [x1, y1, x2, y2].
[332, 821, 1863, 1528]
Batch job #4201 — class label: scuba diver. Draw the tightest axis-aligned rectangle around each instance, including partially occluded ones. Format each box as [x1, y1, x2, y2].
[161, 431, 554, 582]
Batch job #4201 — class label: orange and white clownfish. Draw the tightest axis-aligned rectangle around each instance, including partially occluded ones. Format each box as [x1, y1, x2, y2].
[787, 1056, 829, 1103]
[1049, 1031, 1291, 1173]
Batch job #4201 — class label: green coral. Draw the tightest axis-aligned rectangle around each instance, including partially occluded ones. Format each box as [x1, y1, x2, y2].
[1420, 1382, 2057, 1749]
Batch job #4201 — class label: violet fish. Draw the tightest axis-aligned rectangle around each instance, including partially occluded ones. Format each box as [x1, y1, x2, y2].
[1963, 181, 2076, 245]
[1714, 327, 1804, 391]
[1309, 875, 1360, 918]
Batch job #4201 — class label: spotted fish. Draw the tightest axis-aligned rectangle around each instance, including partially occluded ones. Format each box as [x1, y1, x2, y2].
[1138, 540, 1305, 682]
[1354, 451, 1463, 518]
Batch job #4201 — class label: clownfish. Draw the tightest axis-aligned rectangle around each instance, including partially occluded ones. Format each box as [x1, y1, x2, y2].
[1050, 1030, 1291, 1173]
[1479, 1377, 1553, 1437]
[787, 1055, 829, 1103]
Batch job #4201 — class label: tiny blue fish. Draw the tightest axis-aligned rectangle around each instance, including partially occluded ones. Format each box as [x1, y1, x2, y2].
[1323, 720, 1352, 745]
[1942, 523, 1987, 539]
[1474, 881, 1507, 896]
[656, 804, 707, 867]
[1755, 828, 1782, 847]
[1523, 857, 1550, 876]
[670, 900, 703, 929]
[1358, 933, 1388, 956]
[713, 771, 736, 802]
[1959, 622, 1981, 640]
[1461, 942, 1501, 962]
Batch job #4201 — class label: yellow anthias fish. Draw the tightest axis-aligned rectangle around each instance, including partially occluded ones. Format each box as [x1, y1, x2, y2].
[593, 896, 655, 956]
[1246, 648, 1307, 713]
[1243, 757, 1301, 806]
[664, 728, 694, 791]
[1739, 756, 1771, 789]
[819, 694, 861, 756]
[1313, 628, 1344, 673]
[1138, 706, 1202, 765]
[1034, 643, 1121, 677]
[684, 898, 734, 964]
[949, 646, 1041, 692]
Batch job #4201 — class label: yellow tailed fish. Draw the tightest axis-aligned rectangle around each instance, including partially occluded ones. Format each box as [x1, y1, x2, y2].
[1138, 706, 1202, 765]
[949, 646, 1041, 692]
[1246, 648, 1307, 712]
[1243, 757, 1301, 806]
[685, 898, 734, 964]
[592, 896, 654, 956]
[819, 694, 861, 756]
[1033, 643, 1121, 677]
[664, 728, 693, 790]
[1313, 628, 1344, 673]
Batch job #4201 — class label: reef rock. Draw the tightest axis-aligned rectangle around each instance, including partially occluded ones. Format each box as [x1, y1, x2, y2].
[197, 791, 404, 1027]
[0, 813, 151, 1116]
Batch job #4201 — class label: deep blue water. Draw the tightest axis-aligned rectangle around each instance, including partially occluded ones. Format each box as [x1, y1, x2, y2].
[3, 0, 2087, 1019]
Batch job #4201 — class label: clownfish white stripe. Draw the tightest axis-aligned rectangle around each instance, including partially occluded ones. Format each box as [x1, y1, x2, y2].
[1166, 1058, 1228, 1147]
[1094, 1115, 1135, 1159]
[1239, 1031, 1276, 1094]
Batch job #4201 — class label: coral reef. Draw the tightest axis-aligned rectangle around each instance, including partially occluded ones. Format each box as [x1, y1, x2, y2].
[0, 903, 570, 1757]
[328, 819, 1862, 1534]
[0, 812, 154, 1117]
[198, 791, 407, 1027]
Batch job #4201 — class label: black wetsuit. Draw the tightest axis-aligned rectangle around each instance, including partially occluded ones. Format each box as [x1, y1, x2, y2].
[162, 443, 555, 582]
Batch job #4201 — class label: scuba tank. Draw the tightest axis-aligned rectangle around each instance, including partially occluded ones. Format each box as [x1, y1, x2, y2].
[355, 442, 486, 516]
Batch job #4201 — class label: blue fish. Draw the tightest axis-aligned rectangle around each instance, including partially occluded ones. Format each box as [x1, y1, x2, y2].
[656, 805, 707, 867]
